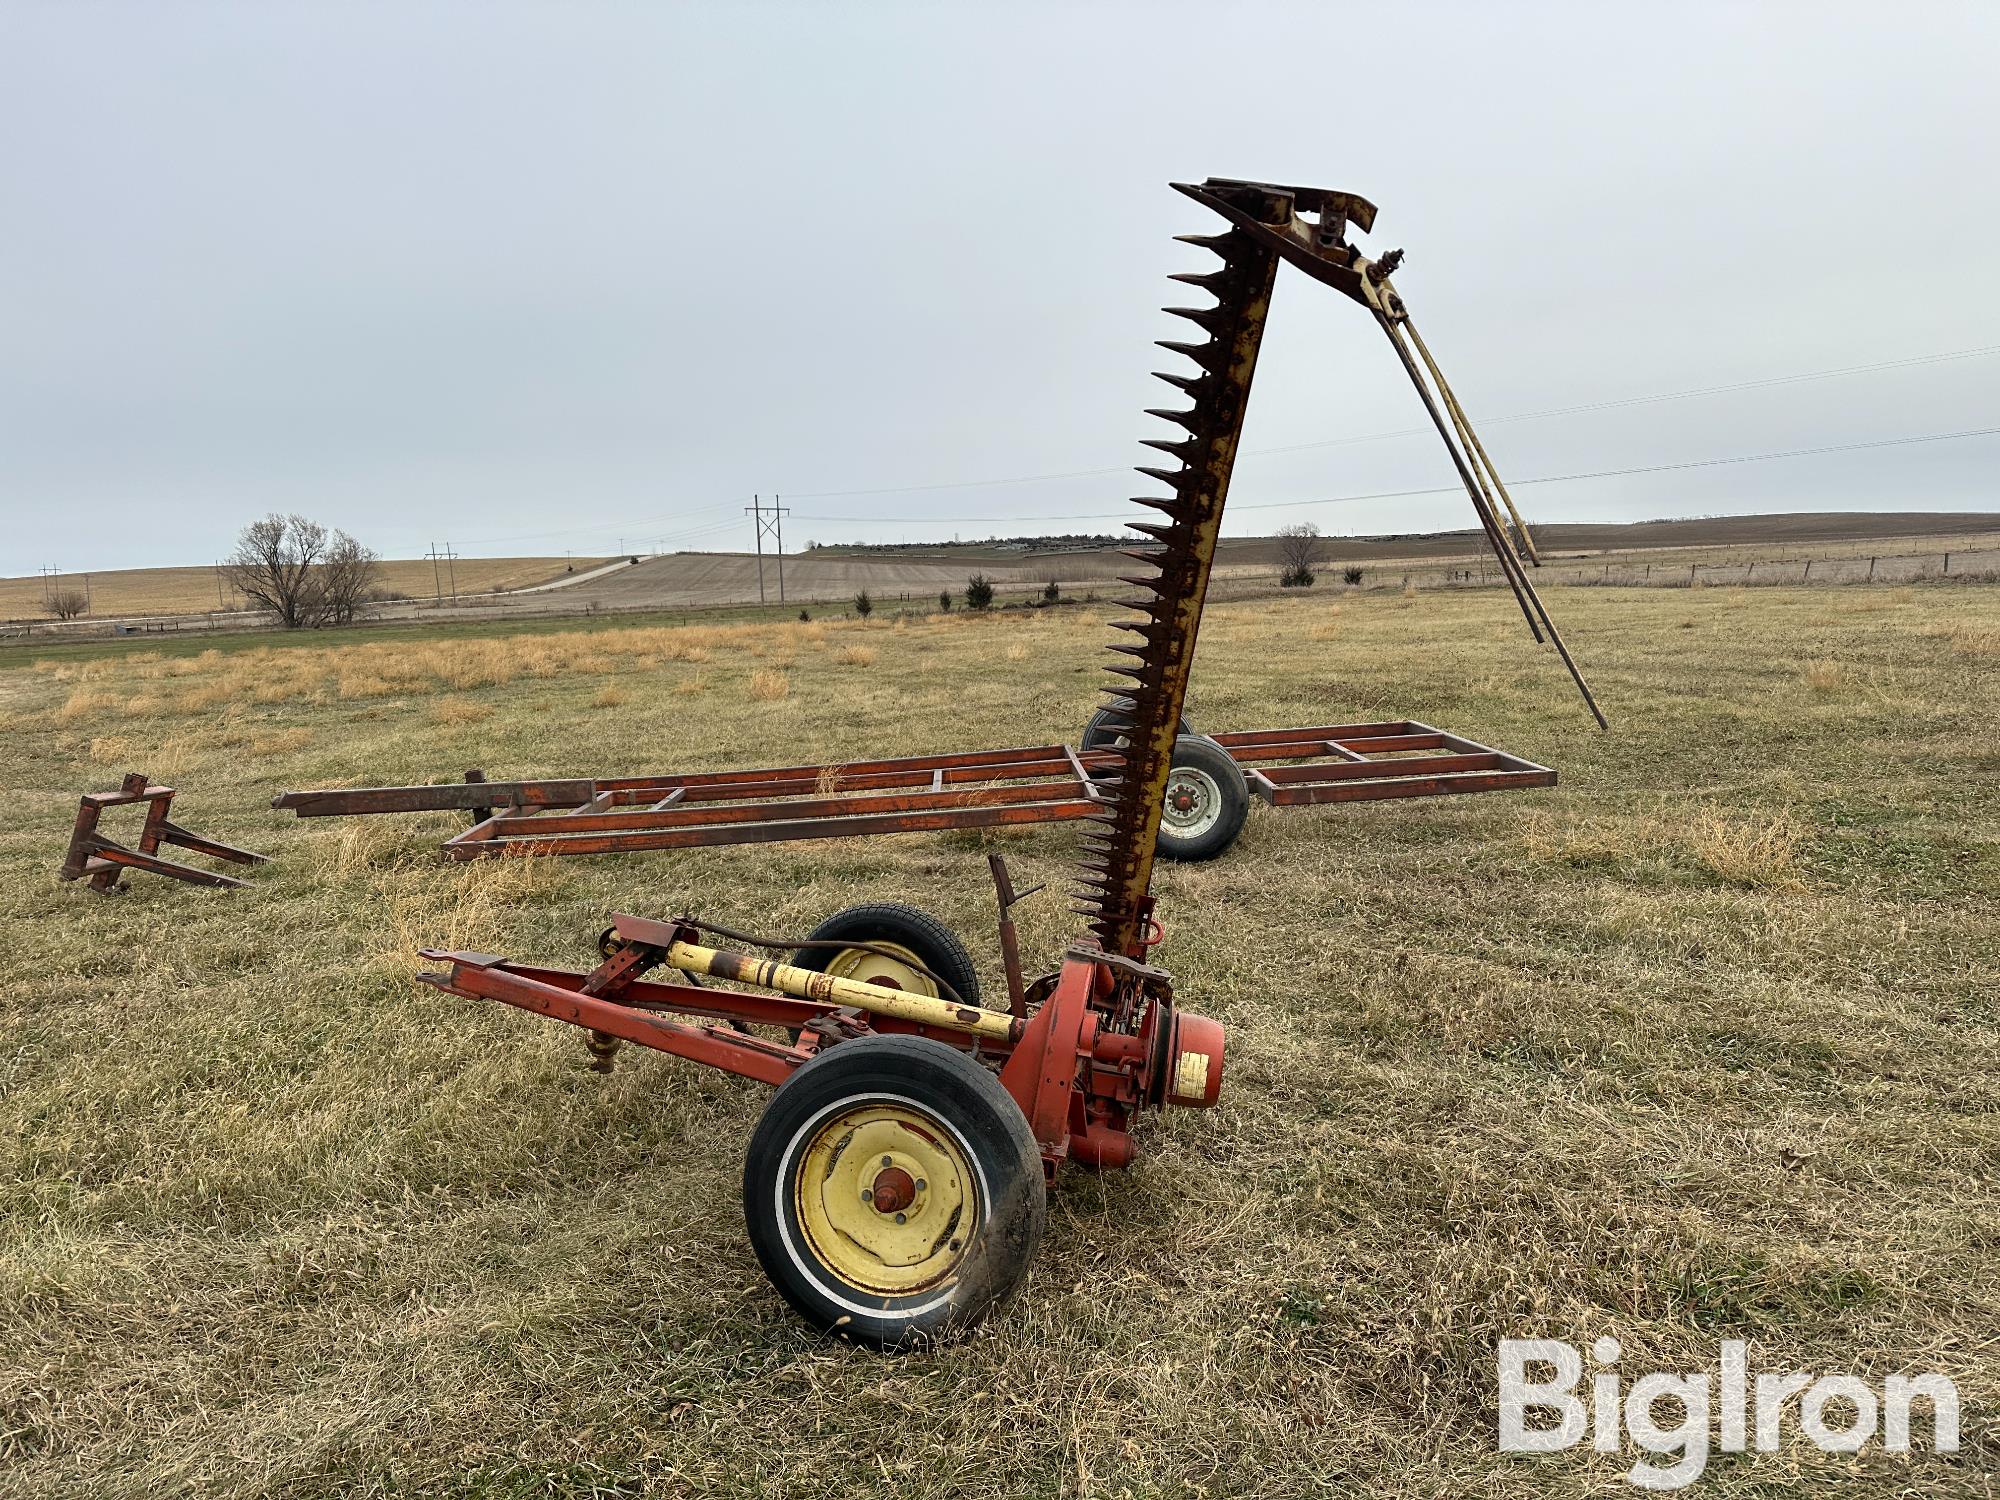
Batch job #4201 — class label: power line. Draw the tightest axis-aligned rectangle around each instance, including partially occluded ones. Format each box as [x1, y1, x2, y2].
[793, 423, 2000, 525]
[782, 341, 2000, 501]
[388, 340, 2000, 556]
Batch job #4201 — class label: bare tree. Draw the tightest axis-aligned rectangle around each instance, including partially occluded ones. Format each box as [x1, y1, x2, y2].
[45, 588, 89, 620]
[1277, 523, 1323, 588]
[318, 532, 381, 625]
[224, 513, 377, 628]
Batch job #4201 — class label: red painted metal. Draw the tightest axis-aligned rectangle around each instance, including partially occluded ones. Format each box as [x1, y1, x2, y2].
[272, 720, 1553, 861]
[61, 773, 270, 893]
[417, 916, 1221, 1175]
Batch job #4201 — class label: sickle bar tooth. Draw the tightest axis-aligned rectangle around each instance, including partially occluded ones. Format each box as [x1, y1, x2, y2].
[1152, 370, 1205, 394]
[1164, 305, 1231, 335]
[1144, 407, 1202, 432]
[1156, 338, 1227, 373]
[1168, 270, 1226, 290]
[1173, 232, 1233, 253]
[1127, 522, 1176, 544]
[1138, 438, 1194, 461]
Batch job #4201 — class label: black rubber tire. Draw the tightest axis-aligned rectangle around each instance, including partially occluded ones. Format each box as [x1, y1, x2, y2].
[1155, 733, 1250, 863]
[788, 902, 980, 1007]
[742, 1035, 1046, 1348]
[1081, 702, 1194, 753]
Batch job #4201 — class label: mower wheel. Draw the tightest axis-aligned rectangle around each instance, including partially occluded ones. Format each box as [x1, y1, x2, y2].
[743, 1034, 1045, 1347]
[1155, 733, 1250, 863]
[788, 902, 980, 1007]
[1081, 702, 1193, 753]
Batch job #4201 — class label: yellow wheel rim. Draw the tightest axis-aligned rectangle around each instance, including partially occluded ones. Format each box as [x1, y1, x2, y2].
[794, 1102, 978, 1295]
[822, 941, 938, 997]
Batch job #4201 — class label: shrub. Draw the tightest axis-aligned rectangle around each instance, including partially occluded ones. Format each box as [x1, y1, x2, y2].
[938, 590, 952, 612]
[44, 588, 88, 620]
[1342, 566, 1364, 586]
[1041, 579, 1060, 604]
[853, 589, 873, 620]
[1280, 565, 1315, 588]
[966, 574, 994, 611]
[798, 609, 811, 622]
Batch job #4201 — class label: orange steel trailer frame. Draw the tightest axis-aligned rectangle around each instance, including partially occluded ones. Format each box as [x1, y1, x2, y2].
[273, 720, 1554, 861]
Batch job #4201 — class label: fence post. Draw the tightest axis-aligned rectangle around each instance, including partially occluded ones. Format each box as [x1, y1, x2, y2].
[1746, 560, 1754, 581]
[1803, 559, 1811, 581]
[1944, 552, 1951, 576]
[1868, 556, 1876, 579]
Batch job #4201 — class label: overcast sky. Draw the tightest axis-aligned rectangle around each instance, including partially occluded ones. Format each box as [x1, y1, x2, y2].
[3, 2, 1996, 571]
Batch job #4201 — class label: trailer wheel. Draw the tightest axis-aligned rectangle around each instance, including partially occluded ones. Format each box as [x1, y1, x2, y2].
[1081, 702, 1193, 753]
[743, 1034, 1045, 1347]
[1156, 734, 1250, 863]
[789, 902, 981, 1006]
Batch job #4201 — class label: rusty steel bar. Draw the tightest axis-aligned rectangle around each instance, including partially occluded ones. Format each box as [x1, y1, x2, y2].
[281, 719, 1552, 861]
[62, 774, 269, 894]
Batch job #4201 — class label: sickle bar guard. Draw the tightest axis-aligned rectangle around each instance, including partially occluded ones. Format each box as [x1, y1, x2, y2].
[1082, 177, 1602, 960]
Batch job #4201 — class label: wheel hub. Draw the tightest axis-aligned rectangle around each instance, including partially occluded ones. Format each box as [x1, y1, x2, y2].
[1161, 768, 1220, 834]
[823, 941, 933, 997]
[795, 1105, 973, 1294]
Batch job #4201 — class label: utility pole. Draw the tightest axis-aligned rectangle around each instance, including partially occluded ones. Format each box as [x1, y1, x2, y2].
[215, 562, 227, 610]
[444, 544, 458, 601]
[38, 565, 58, 607]
[774, 494, 787, 602]
[426, 544, 446, 604]
[746, 494, 791, 604]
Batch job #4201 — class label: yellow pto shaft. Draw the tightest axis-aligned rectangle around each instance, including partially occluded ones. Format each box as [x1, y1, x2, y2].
[664, 938, 1021, 1042]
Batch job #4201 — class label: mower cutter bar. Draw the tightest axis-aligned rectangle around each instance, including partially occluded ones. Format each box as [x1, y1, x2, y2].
[274, 720, 1551, 860]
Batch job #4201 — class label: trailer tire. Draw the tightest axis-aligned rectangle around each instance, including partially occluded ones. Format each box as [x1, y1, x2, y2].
[1081, 702, 1193, 753]
[1156, 733, 1250, 863]
[788, 902, 980, 1007]
[743, 1035, 1045, 1348]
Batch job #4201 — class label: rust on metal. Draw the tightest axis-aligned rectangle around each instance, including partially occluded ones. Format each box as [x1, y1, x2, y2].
[404, 178, 1584, 1309]
[273, 720, 1552, 860]
[61, 773, 269, 893]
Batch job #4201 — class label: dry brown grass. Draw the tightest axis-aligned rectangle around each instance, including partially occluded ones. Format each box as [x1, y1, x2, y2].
[833, 644, 877, 667]
[432, 696, 494, 726]
[748, 668, 789, 701]
[590, 685, 631, 709]
[0, 557, 601, 621]
[249, 727, 314, 757]
[1802, 658, 1846, 691]
[2, 583, 1996, 1497]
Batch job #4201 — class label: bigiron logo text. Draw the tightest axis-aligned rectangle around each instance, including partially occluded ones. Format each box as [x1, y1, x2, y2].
[1498, 1336, 1960, 1489]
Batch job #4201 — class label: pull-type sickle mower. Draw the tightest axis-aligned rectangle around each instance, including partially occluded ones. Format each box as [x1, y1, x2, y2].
[419, 178, 1601, 1346]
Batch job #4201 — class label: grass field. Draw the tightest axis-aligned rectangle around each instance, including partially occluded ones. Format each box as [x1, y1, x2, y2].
[2, 584, 1996, 1497]
[0, 558, 600, 622]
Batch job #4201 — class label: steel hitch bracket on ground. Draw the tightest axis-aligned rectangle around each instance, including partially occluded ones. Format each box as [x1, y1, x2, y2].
[60, 772, 270, 894]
